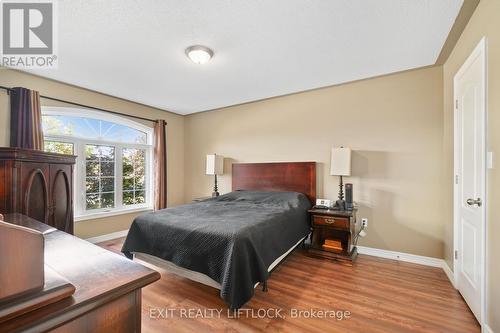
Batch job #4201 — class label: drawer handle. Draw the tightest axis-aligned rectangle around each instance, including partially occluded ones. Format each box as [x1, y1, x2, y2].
[325, 218, 336, 224]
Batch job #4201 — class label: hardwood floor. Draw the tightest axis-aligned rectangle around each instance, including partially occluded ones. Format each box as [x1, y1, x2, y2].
[99, 238, 479, 333]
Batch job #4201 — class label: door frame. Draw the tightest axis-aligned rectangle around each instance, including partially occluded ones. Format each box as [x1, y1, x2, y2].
[453, 36, 487, 328]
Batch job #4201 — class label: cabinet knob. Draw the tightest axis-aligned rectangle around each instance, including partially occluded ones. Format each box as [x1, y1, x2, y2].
[325, 218, 336, 224]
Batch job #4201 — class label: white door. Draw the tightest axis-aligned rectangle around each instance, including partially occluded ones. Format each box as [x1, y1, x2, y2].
[454, 37, 486, 322]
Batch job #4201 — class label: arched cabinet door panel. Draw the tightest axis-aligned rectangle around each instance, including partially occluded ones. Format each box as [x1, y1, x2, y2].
[0, 148, 76, 234]
[23, 168, 50, 224]
[51, 169, 72, 233]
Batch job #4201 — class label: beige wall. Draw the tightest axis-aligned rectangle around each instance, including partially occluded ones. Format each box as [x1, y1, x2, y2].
[443, 0, 500, 330]
[185, 66, 445, 259]
[0, 68, 185, 239]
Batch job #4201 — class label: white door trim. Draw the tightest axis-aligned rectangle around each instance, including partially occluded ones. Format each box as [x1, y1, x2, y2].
[453, 36, 488, 329]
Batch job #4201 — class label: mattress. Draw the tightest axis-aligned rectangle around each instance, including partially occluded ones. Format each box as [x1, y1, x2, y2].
[122, 190, 311, 309]
[133, 235, 306, 290]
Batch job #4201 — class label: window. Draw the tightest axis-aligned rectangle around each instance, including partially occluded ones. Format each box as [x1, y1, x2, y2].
[45, 141, 74, 155]
[85, 144, 116, 210]
[123, 148, 146, 205]
[42, 107, 153, 219]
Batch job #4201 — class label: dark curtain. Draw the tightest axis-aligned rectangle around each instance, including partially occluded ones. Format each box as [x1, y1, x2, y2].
[154, 119, 167, 210]
[10, 87, 44, 150]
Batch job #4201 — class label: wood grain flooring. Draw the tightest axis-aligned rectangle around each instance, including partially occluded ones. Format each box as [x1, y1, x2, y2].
[99, 238, 479, 333]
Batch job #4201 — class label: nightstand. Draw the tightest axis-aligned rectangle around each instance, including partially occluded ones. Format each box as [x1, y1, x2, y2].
[192, 196, 212, 202]
[307, 208, 358, 264]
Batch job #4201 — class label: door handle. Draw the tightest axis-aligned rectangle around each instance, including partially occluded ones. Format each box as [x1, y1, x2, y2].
[466, 198, 482, 207]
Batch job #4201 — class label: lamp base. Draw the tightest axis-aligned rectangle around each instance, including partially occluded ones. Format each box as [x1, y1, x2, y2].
[212, 174, 219, 197]
[332, 199, 346, 211]
[332, 175, 346, 211]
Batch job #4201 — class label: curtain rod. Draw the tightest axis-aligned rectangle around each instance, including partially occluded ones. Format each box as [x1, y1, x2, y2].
[0, 85, 165, 124]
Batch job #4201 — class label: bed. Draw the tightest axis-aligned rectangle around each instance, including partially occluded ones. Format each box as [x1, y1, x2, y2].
[122, 162, 316, 309]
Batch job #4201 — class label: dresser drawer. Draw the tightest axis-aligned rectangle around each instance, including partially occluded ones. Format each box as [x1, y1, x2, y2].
[312, 215, 349, 229]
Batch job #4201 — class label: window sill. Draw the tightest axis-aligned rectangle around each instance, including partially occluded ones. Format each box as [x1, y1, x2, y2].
[75, 206, 153, 222]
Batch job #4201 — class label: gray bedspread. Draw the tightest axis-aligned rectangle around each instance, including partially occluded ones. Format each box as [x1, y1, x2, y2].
[121, 190, 311, 309]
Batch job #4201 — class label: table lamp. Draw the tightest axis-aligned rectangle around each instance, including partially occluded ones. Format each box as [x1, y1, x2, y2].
[330, 147, 351, 210]
[206, 154, 224, 197]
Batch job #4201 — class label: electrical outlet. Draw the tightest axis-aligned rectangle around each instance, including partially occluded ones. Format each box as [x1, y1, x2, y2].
[361, 218, 368, 228]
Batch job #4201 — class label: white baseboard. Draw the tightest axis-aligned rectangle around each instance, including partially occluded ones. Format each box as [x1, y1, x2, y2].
[85, 229, 129, 244]
[484, 324, 494, 333]
[442, 261, 456, 287]
[357, 246, 457, 286]
[357, 246, 443, 267]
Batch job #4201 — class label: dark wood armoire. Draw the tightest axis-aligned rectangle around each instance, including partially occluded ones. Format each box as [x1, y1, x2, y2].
[0, 148, 76, 234]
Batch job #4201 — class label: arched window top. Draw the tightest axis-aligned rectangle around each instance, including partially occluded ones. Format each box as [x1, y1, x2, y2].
[42, 107, 152, 145]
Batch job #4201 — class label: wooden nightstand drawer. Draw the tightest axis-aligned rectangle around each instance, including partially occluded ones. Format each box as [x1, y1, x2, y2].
[308, 208, 358, 264]
[312, 215, 349, 229]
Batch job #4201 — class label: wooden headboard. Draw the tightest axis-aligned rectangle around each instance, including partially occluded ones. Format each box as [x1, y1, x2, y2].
[232, 162, 316, 203]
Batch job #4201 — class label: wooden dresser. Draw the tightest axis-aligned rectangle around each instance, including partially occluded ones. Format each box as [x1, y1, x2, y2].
[0, 148, 76, 234]
[0, 214, 160, 333]
[308, 208, 359, 264]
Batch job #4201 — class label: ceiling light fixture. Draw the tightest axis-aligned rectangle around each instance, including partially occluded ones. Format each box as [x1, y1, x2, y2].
[185, 45, 214, 64]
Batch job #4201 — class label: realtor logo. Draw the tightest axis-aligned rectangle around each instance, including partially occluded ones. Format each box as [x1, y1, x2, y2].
[1, 0, 58, 68]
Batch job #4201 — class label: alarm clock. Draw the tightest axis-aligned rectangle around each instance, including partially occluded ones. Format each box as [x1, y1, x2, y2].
[315, 198, 332, 209]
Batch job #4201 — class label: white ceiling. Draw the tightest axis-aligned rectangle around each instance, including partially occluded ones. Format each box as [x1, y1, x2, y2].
[29, 0, 463, 115]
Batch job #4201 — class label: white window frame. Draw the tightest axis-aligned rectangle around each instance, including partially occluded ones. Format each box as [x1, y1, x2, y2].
[42, 107, 154, 221]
